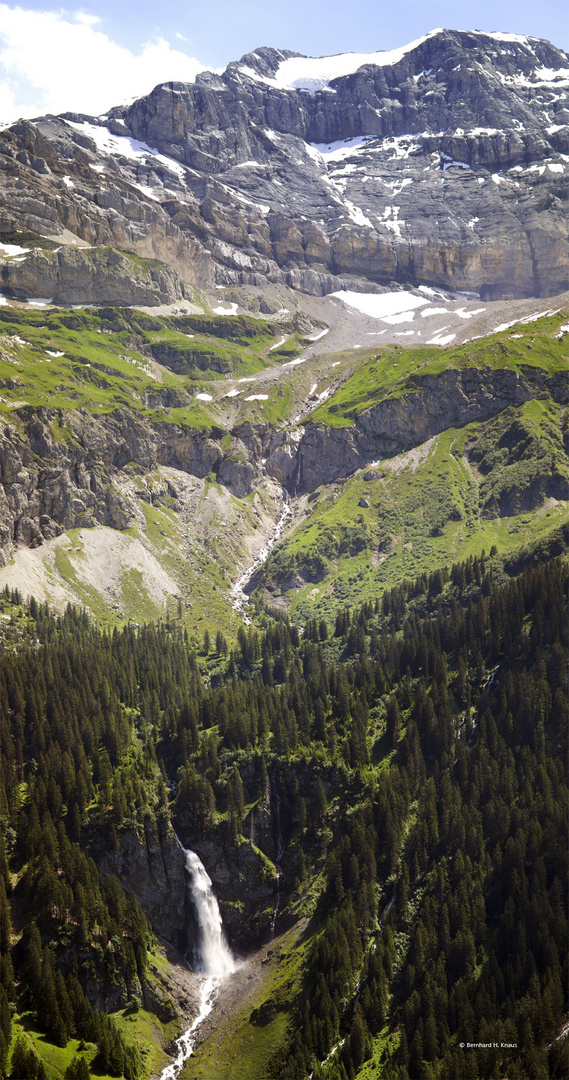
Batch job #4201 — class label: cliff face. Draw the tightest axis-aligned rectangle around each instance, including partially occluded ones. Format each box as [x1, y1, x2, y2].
[264, 366, 569, 491]
[1, 360, 566, 566]
[0, 245, 191, 306]
[100, 817, 275, 955]
[100, 822, 188, 951]
[1, 29, 568, 303]
[0, 406, 259, 562]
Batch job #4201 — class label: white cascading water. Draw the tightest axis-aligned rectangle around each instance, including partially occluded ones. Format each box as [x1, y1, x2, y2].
[159, 843, 235, 1080]
[230, 487, 292, 624]
[183, 849, 234, 977]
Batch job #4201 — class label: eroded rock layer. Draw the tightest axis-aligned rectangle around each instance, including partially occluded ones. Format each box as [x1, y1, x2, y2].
[0, 29, 568, 302]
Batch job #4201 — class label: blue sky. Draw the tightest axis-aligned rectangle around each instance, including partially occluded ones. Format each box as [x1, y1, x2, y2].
[85, 0, 569, 66]
[0, 0, 567, 123]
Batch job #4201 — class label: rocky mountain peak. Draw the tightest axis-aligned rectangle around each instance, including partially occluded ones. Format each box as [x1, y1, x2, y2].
[0, 28, 568, 305]
[229, 46, 302, 80]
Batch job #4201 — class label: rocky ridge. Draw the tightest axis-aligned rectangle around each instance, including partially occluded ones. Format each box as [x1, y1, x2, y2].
[0, 29, 568, 303]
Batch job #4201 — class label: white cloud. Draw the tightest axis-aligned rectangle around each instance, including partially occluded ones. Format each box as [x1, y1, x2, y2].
[0, 4, 210, 126]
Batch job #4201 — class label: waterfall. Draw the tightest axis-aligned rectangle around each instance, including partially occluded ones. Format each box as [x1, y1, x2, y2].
[378, 873, 400, 931]
[182, 848, 234, 977]
[159, 842, 234, 1080]
[291, 452, 302, 497]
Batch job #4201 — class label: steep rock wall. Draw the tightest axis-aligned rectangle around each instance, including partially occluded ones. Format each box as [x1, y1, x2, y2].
[1, 30, 568, 301]
[0, 364, 566, 566]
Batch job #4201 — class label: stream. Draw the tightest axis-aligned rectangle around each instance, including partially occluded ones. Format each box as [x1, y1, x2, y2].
[230, 488, 292, 624]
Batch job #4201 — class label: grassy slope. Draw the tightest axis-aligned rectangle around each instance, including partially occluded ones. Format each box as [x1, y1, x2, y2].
[308, 311, 569, 427]
[0, 304, 296, 637]
[7, 941, 183, 1080]
[0, 305, 567, 636]
[254, 397, 569, 622]
[186, 922, 307, 1080]
[0, 306, 280, 426]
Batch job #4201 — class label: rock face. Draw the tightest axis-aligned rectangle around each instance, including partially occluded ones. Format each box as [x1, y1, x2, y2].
[0, 406, 267, 564]
[0, 245, 191, 306]
[263, 366, 569, 493]
[100, 821, 188, 951]
[100, 817, 275, 954]
[0, 29, 568, 301]
[1, 361, 566, 566]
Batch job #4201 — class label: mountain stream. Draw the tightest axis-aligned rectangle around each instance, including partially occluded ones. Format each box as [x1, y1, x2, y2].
[159, 843, 235, 1079]
[230, 488, 292, 624]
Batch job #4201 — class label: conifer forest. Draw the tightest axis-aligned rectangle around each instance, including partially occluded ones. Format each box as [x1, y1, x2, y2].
[0, 547, 567, 1078]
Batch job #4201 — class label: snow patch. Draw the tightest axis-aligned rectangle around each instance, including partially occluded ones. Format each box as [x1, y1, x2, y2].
[132, 183, 160, 201]
[0, 243, 30, 257]
[472, 31, 533, 44]
[66, 121, 186, 179]
[331, 290, 429, 319]
[245, 394, 269, 401]
[418, 285, 448, 300]
[306, 328, 329, 342]
[309, 136, 373, 162]
[213, 303, 238, 316]
[427, 333, 456, 345]
[492, 308, 560, 334]
[455, 307, 486, 319]
[345, 200, 373, 228]
[195, 393, 213, 402]
[273, 32, 442, 92]
[442, 155, 470, 170]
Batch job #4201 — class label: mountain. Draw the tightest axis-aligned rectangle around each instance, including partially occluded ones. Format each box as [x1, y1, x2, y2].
[0, 26, 567, 1080]
[1, 29, 569, 304]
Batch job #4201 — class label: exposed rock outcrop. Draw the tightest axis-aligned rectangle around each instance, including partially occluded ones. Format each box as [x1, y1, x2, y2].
[100, 821, 188, 950]
[100, 817, 275, 954]
[0, 30, 568, 301]
[1, 361, 566, 566]
[265, 366, 569, 490]
[0, 245, 191, 306]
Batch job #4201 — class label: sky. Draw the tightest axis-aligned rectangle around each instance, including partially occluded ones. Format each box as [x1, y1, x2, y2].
[0, 0, 567, 124]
